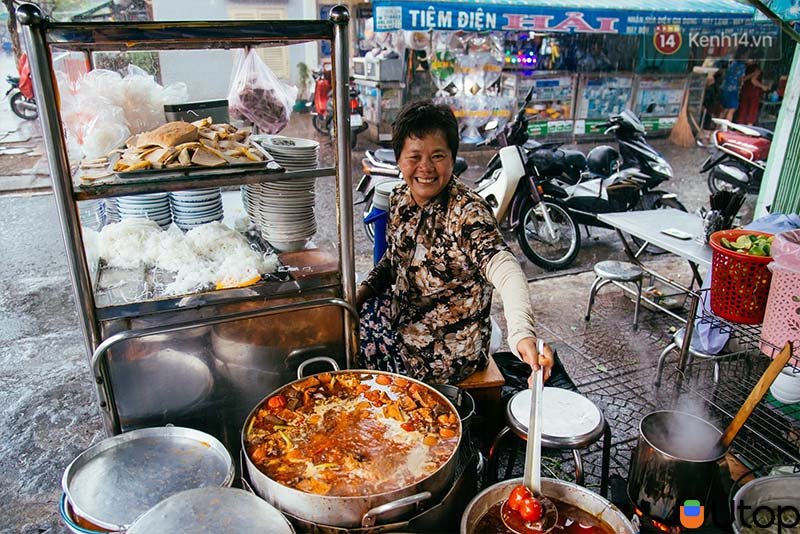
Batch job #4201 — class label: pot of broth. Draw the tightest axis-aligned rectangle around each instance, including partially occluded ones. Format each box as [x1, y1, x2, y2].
[461, 477, 636, 534]
[627, 410, 727, 527]
[242, 357, 462, 528]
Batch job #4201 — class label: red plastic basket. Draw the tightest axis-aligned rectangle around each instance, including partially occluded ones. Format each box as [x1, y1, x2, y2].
[708, 229, 774, 324]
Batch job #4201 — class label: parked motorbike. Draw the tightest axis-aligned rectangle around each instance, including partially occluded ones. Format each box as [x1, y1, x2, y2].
[5, 74, 38, 121]
[702, 118, 772, 194]
[310, 63, 366, 149]
[534, 109, 685, 254]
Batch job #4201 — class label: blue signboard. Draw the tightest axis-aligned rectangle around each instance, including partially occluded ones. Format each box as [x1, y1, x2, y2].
[372, 0, 757, 33]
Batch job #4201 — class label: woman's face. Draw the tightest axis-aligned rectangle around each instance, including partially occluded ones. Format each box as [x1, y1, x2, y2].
[398, 130, 454, 206]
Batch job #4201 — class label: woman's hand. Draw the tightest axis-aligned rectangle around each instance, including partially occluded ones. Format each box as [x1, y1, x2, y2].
[517, 337, 554, 386]
[356, 283, 373, 309]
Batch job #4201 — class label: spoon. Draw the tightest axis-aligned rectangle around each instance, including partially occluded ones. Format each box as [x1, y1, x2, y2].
[501, 340, 558, 533]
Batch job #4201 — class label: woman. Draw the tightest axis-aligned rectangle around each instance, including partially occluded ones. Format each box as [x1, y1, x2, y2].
[356, 100, 554, 385]
[736, 64, 769, 126]
[720, 60, 746, 121]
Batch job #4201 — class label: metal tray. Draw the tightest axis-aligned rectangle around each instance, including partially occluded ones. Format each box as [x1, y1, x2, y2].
[112, 138, 283, 180]
[127, 487, 295, 533]
[61, 426, 234, 531]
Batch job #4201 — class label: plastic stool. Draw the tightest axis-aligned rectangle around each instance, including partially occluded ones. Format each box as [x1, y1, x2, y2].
[585, 260, 644, 330]
[487, 387, 611, 497]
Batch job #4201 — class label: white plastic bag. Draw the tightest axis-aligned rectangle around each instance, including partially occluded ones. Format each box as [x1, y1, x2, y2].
[228, 49, 297, 134]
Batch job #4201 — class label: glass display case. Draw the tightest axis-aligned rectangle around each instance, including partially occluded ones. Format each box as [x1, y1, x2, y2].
[513, 72, 576, 138]
[574, 74, 634, 135]
[634, 75, 688, 134]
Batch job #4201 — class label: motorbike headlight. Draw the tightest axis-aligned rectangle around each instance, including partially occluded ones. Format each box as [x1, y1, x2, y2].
[651, 158, 673, 179]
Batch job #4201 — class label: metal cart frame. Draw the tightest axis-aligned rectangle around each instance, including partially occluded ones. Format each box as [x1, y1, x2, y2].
[18, 3, 358, 437]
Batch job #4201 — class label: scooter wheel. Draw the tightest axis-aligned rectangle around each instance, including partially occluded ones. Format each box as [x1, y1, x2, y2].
[10, 92, 38, 120]
[707, 169, 746, 195]
[516, 198, 580, 271]
[312, 114, 328, 134]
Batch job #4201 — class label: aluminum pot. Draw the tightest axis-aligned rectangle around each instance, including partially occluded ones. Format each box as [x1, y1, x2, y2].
[460, 477, 636, 533]
[627, 410, 727, 526]
[733, 474, 800, 533]
[242, 357, 462, 528]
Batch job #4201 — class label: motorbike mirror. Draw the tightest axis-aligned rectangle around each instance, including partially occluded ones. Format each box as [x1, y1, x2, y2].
[524, 86, 534, 104]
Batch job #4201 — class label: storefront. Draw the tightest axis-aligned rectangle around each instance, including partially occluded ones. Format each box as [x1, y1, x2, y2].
[358, 0, 781, 143]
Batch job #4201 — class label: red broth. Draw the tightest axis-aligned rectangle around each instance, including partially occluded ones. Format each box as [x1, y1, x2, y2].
[475, 500, 616, 534]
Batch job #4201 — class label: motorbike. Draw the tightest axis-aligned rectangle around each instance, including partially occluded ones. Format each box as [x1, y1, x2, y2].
[534, 109, 685, 254]
[310, 63, 366, 149]
[5, 74, 38, 121]
[701, 117, 772, 194]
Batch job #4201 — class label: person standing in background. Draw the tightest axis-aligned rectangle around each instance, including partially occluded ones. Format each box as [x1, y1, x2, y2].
[736, 63, 770, 126]
[720, 59, 746, 121]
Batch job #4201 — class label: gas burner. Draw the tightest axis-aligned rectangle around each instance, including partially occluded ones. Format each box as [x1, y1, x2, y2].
[634, 505, 683, 533]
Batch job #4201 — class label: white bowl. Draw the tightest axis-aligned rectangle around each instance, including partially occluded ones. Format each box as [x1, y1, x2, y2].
[770, 367, 800, 405]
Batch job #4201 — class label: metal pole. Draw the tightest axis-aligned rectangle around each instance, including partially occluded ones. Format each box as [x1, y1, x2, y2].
[17, 4, 112, 434]
[330, 5, 358, 368]
[674, 292, 700, 393]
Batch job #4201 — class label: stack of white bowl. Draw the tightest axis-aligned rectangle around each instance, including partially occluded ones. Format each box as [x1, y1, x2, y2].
[104, 198, 120, 223]
[170, 188, 224, 232]
[117, 193, 172, 229]
[245, 135, 320, 252]
[78, 199, 106, 231]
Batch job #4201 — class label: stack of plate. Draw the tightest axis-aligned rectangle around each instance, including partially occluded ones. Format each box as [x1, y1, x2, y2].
[170, 188, 224, 232]
[104, 198, 120, 223]
[245, 135, 320, 252]
[118, 193, 172, 230]
[78, 199, 106, 231]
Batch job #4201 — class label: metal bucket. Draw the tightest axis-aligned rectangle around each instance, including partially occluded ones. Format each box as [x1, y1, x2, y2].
[627, 410, 727, 526]
[460, 477, 636, 533]
[732, 475, 800, 533]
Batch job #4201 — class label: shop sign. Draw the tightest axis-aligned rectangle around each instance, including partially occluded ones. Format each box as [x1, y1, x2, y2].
[527, 120, 574, 137]
[642, 117, 678, 132]
[573, 119, 611, 135]
[373, 2, 753, 34]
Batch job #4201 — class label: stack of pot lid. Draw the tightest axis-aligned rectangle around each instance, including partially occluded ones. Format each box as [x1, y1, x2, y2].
[126, 487, 294, 533]
[62, 426, 234, 532]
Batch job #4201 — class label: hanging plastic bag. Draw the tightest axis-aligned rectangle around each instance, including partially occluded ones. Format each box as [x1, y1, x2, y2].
[228, 49, 297, 134]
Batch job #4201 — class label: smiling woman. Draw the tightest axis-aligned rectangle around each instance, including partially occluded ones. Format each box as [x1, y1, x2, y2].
[355, 100, 555, 386]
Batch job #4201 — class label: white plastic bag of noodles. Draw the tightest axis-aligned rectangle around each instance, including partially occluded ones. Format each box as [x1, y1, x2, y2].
[228, 48, 298, 134]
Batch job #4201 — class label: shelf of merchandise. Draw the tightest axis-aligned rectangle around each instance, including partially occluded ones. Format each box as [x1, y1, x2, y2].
[674, 290, 800, 469]
[19, 5, 359, 444]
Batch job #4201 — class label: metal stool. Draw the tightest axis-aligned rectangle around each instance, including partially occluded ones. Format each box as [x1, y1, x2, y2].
[585, 260, 644, 331]
[487, 387, 611, 497]
[653, 327, 750, 387]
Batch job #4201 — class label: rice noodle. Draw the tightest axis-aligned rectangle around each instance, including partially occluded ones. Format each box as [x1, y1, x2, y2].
[97, 219, 278, 295]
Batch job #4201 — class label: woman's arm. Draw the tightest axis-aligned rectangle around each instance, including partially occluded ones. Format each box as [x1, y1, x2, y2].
[484, 250, 554, 381]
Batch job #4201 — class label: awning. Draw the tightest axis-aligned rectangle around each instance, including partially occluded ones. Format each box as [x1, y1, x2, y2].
[371, 0, 759, 33]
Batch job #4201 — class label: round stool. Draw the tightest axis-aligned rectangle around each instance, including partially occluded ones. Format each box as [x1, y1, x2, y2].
[487, 388, 611, 497]
[585, 260, 644, 330]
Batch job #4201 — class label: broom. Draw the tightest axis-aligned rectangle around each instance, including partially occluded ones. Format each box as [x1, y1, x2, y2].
[669, 90, 695, 148]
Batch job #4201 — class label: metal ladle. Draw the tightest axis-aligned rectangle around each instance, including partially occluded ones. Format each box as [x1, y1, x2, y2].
[501, 340, 558, 533]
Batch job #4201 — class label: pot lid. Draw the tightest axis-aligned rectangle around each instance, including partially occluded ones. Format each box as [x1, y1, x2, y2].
[62, 426, 234, 531]
[127, 487, 294, 533]
[510, 387, 602, 438]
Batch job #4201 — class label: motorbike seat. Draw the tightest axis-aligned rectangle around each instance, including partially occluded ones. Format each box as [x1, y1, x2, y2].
[749, 126, 773, 140]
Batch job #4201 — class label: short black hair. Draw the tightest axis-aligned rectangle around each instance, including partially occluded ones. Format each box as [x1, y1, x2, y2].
[392, 100, 459, 160]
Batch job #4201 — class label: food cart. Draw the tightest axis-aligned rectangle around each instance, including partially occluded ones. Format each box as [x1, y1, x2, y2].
[19, 4, 358, 460]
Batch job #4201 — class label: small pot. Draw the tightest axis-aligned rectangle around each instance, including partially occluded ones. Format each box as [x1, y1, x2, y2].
[732, 475, 800, 533]
[460, 477, 636, 533]
[627, 410, 726, 526]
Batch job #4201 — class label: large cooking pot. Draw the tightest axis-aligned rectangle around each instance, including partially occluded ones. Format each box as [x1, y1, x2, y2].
[461, 477, 636, 533]
[628, 410, 727, 526]
[242, 357, 462, 528]
[732, 474, 800, 533]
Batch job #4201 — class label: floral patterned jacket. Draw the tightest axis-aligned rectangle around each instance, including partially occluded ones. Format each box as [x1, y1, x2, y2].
[363, 178, 510, 383]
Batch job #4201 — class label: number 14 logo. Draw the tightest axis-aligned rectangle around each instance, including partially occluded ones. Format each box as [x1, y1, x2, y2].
[654, 24, 683, 55]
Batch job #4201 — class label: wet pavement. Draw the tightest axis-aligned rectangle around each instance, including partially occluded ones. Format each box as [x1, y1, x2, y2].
[0, 105, 764, 532]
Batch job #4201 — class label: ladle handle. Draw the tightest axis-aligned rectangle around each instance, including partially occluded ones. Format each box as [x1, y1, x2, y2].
[524, 339, 546, 495]
[720, 341, 793, 448]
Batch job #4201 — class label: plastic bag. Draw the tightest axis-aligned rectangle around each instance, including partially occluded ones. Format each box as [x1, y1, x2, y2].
[228, 49, 297, 134]
[121, 64, 188, 134]
[771, 230, 800, 273]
